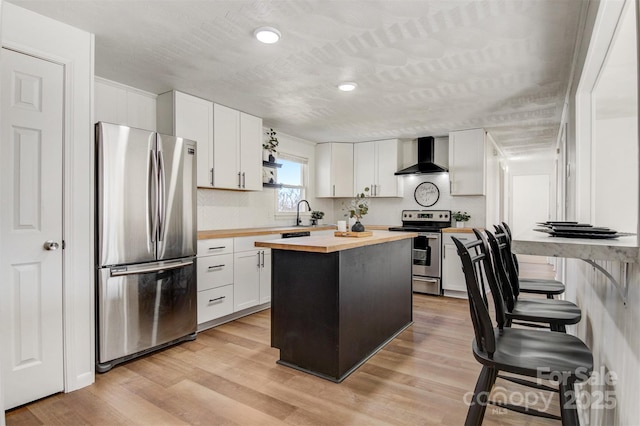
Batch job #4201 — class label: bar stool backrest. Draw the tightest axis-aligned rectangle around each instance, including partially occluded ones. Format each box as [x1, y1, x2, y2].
[485, 230, 519, 312]
[493, 225, 522, 297]
[452, 231, 509, 357]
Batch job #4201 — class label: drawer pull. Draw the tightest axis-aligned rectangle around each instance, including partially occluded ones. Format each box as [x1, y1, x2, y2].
[209, 296, 226, 303]
[208, 246, 226, 250]
[208, 264, 225, 269]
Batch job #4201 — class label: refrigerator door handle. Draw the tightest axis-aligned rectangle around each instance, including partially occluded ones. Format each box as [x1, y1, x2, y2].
[149, 149, 158, 244]
[158, 149, 166, 242]
[110, 259, 193, 277]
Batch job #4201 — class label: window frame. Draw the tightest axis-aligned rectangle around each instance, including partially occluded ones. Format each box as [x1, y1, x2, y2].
[274, 152, 309, 217]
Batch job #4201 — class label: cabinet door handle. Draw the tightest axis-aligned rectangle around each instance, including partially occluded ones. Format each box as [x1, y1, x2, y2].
[210, 168, 214, 186]
[261, 250, 265, 267]
[238, 172, 242, 188]
[209, 296, 226, 303]
[257, 251, 261, 267]
[208, 264, 225, 269]
[242, 172, 246, 188]
[333, 184, 335, 196]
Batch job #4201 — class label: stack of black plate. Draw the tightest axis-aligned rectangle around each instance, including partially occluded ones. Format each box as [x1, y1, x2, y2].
[534, 221, 634, 239]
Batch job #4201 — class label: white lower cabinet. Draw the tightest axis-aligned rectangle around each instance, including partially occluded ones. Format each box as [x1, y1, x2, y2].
[197, 253, 233, 291]
[259, 250, 272, 304]
[233, 234, 275, 311]
[442, 233, 471, 296]
[198, 285, 234, 324]
[233, 248, 271, 310]
[197, 235, 277, 326]
[197, 238, 235, 324]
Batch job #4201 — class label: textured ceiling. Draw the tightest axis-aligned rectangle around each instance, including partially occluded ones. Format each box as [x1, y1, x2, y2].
[9, 0, 586, 156]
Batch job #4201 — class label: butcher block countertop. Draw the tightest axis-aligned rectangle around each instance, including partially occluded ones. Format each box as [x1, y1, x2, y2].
[442, 227, 477, 233]
[197, 224, 392, 239]
[254, 230, 418, 253]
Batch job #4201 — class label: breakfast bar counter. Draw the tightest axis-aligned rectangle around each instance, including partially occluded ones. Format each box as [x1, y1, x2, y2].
[511, 229, 639, 263]
[255, 231, 416, 382]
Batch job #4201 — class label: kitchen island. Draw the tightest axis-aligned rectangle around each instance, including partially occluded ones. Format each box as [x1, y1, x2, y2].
[255, 231, 417, 382]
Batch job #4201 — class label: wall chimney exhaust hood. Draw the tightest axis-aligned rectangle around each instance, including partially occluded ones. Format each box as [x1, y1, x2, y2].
[395, 136, 448, 175]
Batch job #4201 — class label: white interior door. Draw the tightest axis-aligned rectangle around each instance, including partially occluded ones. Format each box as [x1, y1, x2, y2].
[0, 48, 64, 409]
[512, 174, 550, 264]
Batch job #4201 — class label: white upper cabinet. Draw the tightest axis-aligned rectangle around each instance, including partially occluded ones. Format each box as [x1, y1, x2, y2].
[448, 128, 486, 195]
[316, 143, 354, 198]
[157, 90, 213, 188]
[213, 103, 262, 191]
[157, 93, 262, 190]
[212, 103, 239, 189]
[354, 139, 402, 197]
[95, 78, 156, 131]
[239, 112, 262, 191]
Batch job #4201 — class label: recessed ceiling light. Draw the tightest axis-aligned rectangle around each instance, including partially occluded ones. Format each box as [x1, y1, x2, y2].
[254, 27, 281, 44]
[338, 82, 358, 92]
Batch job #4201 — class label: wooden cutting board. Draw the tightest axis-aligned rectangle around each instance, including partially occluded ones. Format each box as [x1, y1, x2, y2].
[334, 231, 373, 238]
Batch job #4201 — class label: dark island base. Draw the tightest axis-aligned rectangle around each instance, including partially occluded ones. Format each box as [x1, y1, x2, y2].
[276, 322, 412, 383]
[271, 239, 413, 382]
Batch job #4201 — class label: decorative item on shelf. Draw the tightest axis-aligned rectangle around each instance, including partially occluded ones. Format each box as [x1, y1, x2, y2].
[452, 211, 471, 228]
[343, 187, 370, 232]
[262, 168, 276, 184]
[263, 128, 279, 162]
[310, 210, 325, 226]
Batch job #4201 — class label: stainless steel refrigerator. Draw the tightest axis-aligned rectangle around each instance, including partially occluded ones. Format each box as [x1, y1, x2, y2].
[95, 122, 197, 373]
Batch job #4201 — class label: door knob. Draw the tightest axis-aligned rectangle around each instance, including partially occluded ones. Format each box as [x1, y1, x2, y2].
[43, 240, 60, 251]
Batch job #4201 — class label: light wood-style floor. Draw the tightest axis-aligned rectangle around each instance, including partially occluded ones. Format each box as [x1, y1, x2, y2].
[6, 263, 560, 426]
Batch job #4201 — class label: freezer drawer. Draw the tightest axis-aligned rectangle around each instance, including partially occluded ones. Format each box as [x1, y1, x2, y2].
[97, 259, 197, 367]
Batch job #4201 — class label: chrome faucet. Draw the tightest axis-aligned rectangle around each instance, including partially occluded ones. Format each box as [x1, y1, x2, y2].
[296, 199, 311, 226]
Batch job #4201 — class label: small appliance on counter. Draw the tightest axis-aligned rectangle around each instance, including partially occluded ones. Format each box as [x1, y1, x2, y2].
[389, 210, 451, 295]
[95, 122, 198, 372]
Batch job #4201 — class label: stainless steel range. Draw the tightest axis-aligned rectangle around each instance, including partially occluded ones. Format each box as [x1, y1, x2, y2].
[389, 210, 451, 295]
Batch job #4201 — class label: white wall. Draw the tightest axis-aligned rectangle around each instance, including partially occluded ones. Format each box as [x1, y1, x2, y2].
[593, 116, 638, 232]
[564, 0, 640, 423]
[0, 0, 5, 421]
[485, 135, 504, 229]
[1, 1, 95, 397]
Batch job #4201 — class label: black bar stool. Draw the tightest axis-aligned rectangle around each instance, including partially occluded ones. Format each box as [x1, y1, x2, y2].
[452, 234, 593, 425]
[499, 222, 565, 299]
[481, 229, 581, 332]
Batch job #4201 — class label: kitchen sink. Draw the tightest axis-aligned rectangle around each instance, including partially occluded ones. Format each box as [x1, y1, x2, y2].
[281, 231, 311, 239]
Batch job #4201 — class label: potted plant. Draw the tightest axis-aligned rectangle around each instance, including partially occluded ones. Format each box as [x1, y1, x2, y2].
[452, 211, 471, 228]
[263, 128, 279, 162]
[310, 211, 324, 226]
[343, 187, 370, 232]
